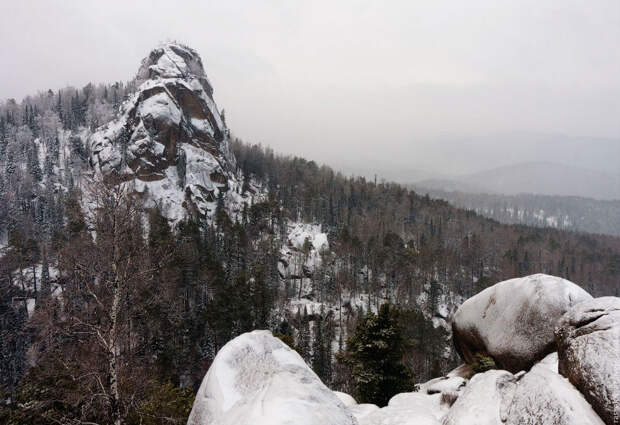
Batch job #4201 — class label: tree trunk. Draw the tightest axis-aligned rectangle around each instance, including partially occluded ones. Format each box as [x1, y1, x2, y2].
[109, 216, 123, 425]
[109, 292, 122, 425]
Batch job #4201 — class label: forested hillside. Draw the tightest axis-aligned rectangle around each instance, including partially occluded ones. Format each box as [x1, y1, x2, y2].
[412, 187, 620, 236]
[1, 44, 619, 425]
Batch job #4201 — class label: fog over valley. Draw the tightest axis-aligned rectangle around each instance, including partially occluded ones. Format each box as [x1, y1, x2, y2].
[2, 0, 620, 197]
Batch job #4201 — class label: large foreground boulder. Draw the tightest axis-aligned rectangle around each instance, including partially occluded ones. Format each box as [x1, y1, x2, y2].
[506, 353, 605, 425]
[556, 297, 620, 425]
[452, 273, 591, 373]
[442, 355, 605, 425]
[187, 330, 356, 425]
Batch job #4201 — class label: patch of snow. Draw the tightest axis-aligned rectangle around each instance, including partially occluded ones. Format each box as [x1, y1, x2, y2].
[334, 391, 357, 407]
[360, 392, 443, 425]
[442, 370, 516, 425]
[349, 404, 380, 422]
[26, 298, 36, 317]
[138, 91, 181, 124]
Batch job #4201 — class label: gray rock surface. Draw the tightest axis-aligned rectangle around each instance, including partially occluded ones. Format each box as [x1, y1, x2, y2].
[556, 297, 620, 425]
[89, 43, 256, 222]
[506, 353, 605, 425]
[452, 273, 592, 373]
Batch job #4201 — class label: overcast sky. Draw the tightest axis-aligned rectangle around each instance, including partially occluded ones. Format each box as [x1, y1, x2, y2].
[1, 0, 619, 177]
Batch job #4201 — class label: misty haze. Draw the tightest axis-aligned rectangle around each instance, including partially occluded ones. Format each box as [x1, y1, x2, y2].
[1, 2, 619, 425]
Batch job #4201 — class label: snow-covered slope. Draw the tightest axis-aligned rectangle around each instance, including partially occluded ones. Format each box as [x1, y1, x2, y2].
[89, 42, 260, 221]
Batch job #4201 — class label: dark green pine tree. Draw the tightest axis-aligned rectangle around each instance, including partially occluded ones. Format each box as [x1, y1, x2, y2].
[312, 312, 327, 382]
[339, 303, 413, 406]
[297, 307, 311, 364]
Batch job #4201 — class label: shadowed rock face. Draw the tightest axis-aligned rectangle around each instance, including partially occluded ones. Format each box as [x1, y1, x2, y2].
[451, 274, 592, 373]
[89, 42, 237, 220]
[556, 297, 620, 425]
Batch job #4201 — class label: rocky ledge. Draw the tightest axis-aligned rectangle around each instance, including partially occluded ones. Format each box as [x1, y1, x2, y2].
[187, 274, 620, 425]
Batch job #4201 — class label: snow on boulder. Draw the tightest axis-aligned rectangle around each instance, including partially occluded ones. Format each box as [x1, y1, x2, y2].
[555, 297, 620, 425]
[186, 330, 356, 425]
[334, 391, 358, 407]
[418, 376, 466, 396]
[506, 353, 605, 425]
[349, 404, 380, 422]
[452, 273, 592, 373]
[442, 370, 517, 425]
[359, 392, 443, 425]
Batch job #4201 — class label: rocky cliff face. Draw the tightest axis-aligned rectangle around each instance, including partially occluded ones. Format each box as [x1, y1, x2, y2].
[89, 42, 252, 221]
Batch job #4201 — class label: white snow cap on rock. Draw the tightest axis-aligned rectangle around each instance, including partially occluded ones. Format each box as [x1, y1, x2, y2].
[359, 392, 444, 425]
[442, 369, 516, 425]
[452, 273, 592, 373]
[187, 330, 356, 425]
[334, 391, 358, 407]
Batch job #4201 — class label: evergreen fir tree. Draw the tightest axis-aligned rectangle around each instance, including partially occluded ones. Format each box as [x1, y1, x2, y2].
[338, 303, 413, 406]
[297, 306, 311, 364]
[311, 312, 327, 382]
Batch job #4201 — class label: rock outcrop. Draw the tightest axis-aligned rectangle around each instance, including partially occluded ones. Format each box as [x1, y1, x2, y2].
[556, 297, 620, 425]
[506, 354, 605, 425]
[440, 355, 603, 425]
[186, 275, 615, 425]
[442, 370, 516, 425]
[451, 273, 591, 373]
[186, 330, 356, 425]
[90, 43, 258, 221]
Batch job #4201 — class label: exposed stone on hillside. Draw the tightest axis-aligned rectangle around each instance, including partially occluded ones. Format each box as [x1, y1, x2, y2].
[89, 43, 256, 221]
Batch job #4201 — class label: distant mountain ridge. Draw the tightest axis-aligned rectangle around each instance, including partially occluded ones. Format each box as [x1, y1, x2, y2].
[416, 162, 620, 201]
[411, 187, 620, 236]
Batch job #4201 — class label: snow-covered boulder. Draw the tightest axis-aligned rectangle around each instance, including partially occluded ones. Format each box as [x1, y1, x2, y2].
[349, 404, 380, 422]
[555, 297, 620, 425]
[452, 274, 592, 373]
[419, 376, 466, 395]
[187, 330, 356, 425]
[442, 370, 516, 425]
[506, 353, 605, 425]
[334, 391, 358, 407]
[359, 392, 443, 425]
